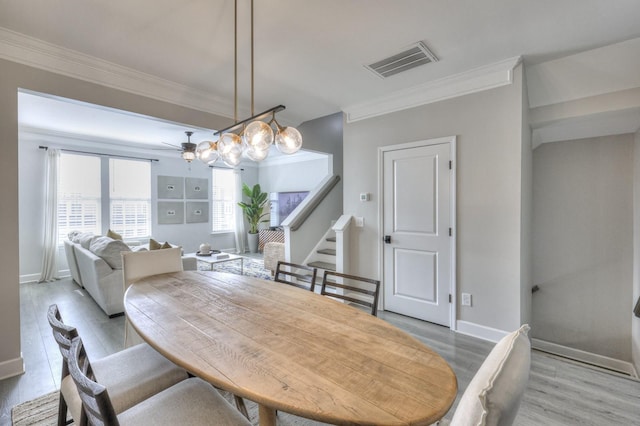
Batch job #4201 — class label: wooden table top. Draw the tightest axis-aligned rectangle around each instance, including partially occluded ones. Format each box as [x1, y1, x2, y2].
[124, 271, 457, 425]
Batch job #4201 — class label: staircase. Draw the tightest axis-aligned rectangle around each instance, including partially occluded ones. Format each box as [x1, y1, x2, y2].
[307, 233, 337, 289]
[300, 215, 353, 291]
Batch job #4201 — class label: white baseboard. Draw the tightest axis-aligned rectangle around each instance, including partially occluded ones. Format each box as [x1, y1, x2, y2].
[20, 270, 71, 284]
[532, 338, 639, 378]
[0, 355, 24, 380]
[456, 320, 509, 343]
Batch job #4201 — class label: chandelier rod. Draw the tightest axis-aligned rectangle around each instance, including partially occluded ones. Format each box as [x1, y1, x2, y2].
[251, 0, 254, 116]
[214, 104, 286, 136]
[234, 0, 238, 123]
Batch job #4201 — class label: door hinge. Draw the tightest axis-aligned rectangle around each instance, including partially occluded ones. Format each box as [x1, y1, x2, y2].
[448, 294, 452, 303]
[449, 227, 452, 236]
[449, 160, 452, 170]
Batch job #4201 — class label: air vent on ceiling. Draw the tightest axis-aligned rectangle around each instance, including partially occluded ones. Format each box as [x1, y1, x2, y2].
[365, 41, 438, 78]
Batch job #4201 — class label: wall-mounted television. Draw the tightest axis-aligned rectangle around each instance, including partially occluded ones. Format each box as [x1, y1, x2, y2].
[269, 191, 309, 227]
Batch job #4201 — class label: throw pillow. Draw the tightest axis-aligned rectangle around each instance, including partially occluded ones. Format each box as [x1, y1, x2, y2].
[450, 324, 530, 426]
[149, 238, 173, 250]
[89, 236, 131, 269]
[75, 232, 97, 249]
[107, 229, 123, 240]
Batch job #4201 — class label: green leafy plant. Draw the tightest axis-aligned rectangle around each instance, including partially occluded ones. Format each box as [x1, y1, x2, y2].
[237, 183, 269, 234]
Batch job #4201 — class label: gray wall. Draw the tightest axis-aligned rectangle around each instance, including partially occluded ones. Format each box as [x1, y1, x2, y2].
[0, 57, 233, 377]
[258, 157, 329, 195]
[343, 65, 529, 334]
[633, 128, 640, 371]
[532, 135, 633, 361]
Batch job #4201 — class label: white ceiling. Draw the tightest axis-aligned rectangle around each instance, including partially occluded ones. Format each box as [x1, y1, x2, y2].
[4, 0, 640, 149]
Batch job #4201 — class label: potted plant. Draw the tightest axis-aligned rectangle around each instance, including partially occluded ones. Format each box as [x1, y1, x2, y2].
[238, 183, 269, 253]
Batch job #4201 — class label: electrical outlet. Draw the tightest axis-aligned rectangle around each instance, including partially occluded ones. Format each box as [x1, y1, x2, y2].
[461, 293, 472, 306]
[355, 216, 364, 227]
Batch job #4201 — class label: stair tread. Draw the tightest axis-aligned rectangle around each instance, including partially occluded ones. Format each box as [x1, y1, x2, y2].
[308, 261, 336, 271]
[317, 248, 336, 256]
[326, 237, 336, 242]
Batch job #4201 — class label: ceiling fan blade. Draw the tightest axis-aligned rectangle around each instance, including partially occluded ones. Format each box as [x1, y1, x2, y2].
[161, 141, 182, 149]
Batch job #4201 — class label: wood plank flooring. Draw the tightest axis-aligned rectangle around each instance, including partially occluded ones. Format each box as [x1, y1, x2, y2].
[1, 278, 639, 426]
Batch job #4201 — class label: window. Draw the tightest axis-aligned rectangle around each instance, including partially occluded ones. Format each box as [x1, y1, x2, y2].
[211, 168, 235, 233]
[57, 154, 152, 244]
[109, 159, 151, 239]
[57, 153, 101, 242]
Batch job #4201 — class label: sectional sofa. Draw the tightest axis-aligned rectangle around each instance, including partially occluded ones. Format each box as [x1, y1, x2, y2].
[64, 233, 196, 316]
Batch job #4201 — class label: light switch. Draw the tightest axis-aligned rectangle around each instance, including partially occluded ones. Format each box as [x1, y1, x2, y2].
[359, 192, 370, 202]
[355, 217, 364, 227]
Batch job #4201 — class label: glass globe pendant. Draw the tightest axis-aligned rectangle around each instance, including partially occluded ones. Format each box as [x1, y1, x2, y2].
[218, 133, 243, 167]
[244, 120, 274, 151]
[244, 145, 269, 162]
[197, 141, 219, 165]
[275, 125, 303, 154]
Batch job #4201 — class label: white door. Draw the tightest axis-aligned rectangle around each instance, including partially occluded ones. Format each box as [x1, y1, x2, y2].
[382, 140, 452, 326]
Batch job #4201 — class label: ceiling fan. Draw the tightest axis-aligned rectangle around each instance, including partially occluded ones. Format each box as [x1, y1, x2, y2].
[157, 131, 198, 162]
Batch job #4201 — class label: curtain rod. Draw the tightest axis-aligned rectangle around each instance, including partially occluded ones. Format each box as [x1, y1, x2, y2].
[39, 145, 159, 162]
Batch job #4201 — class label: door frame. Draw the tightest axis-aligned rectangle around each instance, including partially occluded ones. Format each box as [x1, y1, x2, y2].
[377, 135, 457, 330]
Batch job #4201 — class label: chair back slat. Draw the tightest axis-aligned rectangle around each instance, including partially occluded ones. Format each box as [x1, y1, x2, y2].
[275, 261, 318, 292]
[321, 271, 381, 316]
[68, 337, 120, 426]
[47, 304, 79, 375]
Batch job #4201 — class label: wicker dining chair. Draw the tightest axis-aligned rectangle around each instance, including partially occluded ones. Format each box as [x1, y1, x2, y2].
[320, 271, 381, 316]
[47, 304, 188, 426]
[67, 336, 251, 426]
[274, 261, 318, 292]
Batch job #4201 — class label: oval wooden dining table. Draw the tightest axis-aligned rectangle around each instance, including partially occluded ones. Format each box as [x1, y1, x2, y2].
[124, 271, 457, 426]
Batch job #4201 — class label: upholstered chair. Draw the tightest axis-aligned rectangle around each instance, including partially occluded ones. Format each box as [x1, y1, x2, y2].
[121, 247, 184, 348]
[67, 336, 251, 426]
[47, 304, 188, 425]
[438, 324, 531, 426]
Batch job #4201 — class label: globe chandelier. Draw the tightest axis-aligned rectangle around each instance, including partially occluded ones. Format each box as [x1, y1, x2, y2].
[197, 0, 303, 167]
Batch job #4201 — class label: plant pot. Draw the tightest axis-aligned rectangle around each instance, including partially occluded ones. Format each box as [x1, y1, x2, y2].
[247, 232, 259, 253]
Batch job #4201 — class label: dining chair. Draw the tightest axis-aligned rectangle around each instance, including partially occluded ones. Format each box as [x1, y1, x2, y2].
[121, 248, 184, 348]
[320, 270, 381, 316]
[438, 324, 531, 426]
[274, 261, 318, 292]
[121, 248, 249, 420]
[47, 304, 188, 426]
[67, 336, 252, 426]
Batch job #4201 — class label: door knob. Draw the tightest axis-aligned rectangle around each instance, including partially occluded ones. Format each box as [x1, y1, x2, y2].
[384, 235, 391, 244]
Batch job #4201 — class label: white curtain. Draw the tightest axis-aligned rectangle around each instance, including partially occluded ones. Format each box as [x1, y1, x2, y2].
[39, 148, 60, 282]
[233, 169, 246, 254]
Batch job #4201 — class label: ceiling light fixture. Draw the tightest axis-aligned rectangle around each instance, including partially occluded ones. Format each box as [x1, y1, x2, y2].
[180, 131, 197, 162]
[197, 0, 302, 167]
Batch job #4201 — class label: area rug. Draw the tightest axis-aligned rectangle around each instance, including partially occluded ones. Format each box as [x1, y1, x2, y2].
[196, 256, 272, 280]
[12, 390, 328, 425]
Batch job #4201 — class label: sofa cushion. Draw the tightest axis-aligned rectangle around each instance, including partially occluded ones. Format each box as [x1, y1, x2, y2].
[90, 236, 131, 269]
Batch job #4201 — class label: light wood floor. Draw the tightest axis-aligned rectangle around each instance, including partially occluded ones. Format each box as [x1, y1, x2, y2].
[1, 278, 639, 426]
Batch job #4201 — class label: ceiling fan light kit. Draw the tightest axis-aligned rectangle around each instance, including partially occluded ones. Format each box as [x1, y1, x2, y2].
[194, 0, 302, 167]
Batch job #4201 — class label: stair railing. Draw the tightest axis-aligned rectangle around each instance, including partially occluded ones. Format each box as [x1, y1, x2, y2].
[286, 175, 341, 231]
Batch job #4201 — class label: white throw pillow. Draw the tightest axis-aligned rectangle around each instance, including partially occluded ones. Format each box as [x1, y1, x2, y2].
[74, 232, 98, 249]
[90, 236, 131, 269]
[450, 324, 530, 426]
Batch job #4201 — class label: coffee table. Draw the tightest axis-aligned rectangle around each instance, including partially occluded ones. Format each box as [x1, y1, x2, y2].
[185, 252, 244, 274]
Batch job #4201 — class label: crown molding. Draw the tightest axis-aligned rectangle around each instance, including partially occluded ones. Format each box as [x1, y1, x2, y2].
[343, 56, 522, 123]
[0, 27, 235, 119]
